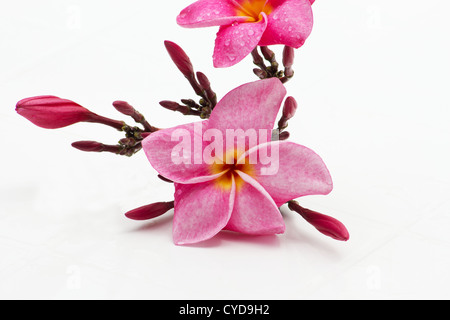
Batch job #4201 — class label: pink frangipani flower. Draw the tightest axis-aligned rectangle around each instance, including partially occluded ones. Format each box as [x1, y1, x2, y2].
[142, 78, 332, 245]
[177, 0, 315, 67]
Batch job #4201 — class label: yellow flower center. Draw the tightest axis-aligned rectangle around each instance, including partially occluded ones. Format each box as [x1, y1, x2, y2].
[235, 0, 273, 22]
[210, 149, 255, 191]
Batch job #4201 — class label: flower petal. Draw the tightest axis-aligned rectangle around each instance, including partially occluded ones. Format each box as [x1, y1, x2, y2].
[177, 0, 252, 28]
[173, 179, 236, 245]
[241, 141, 333, 207]
[142, 120, 221, 184]
[208, 78, 286, 137]
[225, 170, 285, 235]
[259, 0, 313, 48]
[213, 13, 268, 68]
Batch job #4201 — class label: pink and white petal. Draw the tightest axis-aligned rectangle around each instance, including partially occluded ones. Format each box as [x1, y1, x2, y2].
[259, 0, 313, 48]
[225, 171, 285, 235]
[142, 120, 218, 184]
[242, 141, 333, 207]
[173, 179, 236, 245]
[208, 78, 286, 138]
[177, 0, 252, 28]
[213, 13, 268, 68]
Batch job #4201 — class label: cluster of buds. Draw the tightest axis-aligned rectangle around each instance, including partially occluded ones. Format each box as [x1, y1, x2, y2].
[161, 41, 217, 119]
[16, 96, 158, 157]
[252, 46, 295, 84]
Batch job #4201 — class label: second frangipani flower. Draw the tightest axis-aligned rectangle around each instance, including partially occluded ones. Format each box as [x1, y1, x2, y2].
[177, 0, 315, 67]
[142, 78, 332, 245]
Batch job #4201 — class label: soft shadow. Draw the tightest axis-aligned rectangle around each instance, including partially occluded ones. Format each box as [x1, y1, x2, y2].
[182, 230, 281, 249]
[128, 211, 174, 232]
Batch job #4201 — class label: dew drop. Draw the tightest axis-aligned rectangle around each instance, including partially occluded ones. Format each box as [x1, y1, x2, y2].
[248, 29, 255, 36]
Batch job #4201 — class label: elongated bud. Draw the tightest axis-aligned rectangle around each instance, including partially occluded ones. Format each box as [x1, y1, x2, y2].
[282, 96, 298, 120]
[72, 141, 125, 155]
[159, 100, 189, 115]
[16, 96, 94, 129]
[113, 100, 155, 132]
[196, 72, 210, 90]
[196, 72, 217, 106]
[251, 48, 264, 66]
[253, 68, 267, 79]
[278, 96, 298, 130]
[260, 46, 275, 62]
[113, 100, 135, 116]
[125, 201, 175, 221]
[288, 201, 350, 241]
[72, 141, 104, 152]
[164, 41, 195, 79]
[282, 46, 295, 69]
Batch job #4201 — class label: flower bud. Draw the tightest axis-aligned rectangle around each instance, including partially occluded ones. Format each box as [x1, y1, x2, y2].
[159, 100, 189, 115]
[282, 46, 295, 69]
[72, 141, 104, 152]
[125, 201, 175, 221]
[253, 68, 268, 79]
[164, 41, 195, 79]
[16, 96, 94, 129]
[112, 100, 136, 116]
[260, 46, 275, 63]
[282, 96, 298, 120]
[279, 131, 290, 141]
[288, 201, 350, 241]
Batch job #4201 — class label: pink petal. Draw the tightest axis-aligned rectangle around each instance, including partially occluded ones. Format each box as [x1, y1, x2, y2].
[225, 171, 285, 235]
[142, 120, 221, 184]
[260, 0, 313, 48]
[208, 78, 286, 138]
[241, 141, 333, 207]
[213, 13, 268, 68]
[173, 179, 236, 245]
[177, 0, 251, 28]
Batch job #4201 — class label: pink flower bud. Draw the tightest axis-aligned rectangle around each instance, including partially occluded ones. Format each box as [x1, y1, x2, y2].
[164, 41, 195, 79]
[125, 201, 175, 221]
[159, 100, 191, 115]
[16, 96, 94, 129]
[196, 72, 211, 90]
[282, 96, 298, 120]
[279, 131, 290, 141]
[282, 46, 295, 69]
[288, 201, 350, 241]
[112, 100, 136, 116]
[72, 141, 104, 152]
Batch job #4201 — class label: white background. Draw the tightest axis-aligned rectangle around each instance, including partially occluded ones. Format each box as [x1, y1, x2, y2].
[1, 0, 449, 299]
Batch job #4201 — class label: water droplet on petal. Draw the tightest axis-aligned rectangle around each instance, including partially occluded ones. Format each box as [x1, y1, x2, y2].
[248, 30, 255, 36]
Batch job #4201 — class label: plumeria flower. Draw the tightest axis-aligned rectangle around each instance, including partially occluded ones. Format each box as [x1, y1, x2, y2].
[177, 0, 315, 67]
[142, 78, 332, 245]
